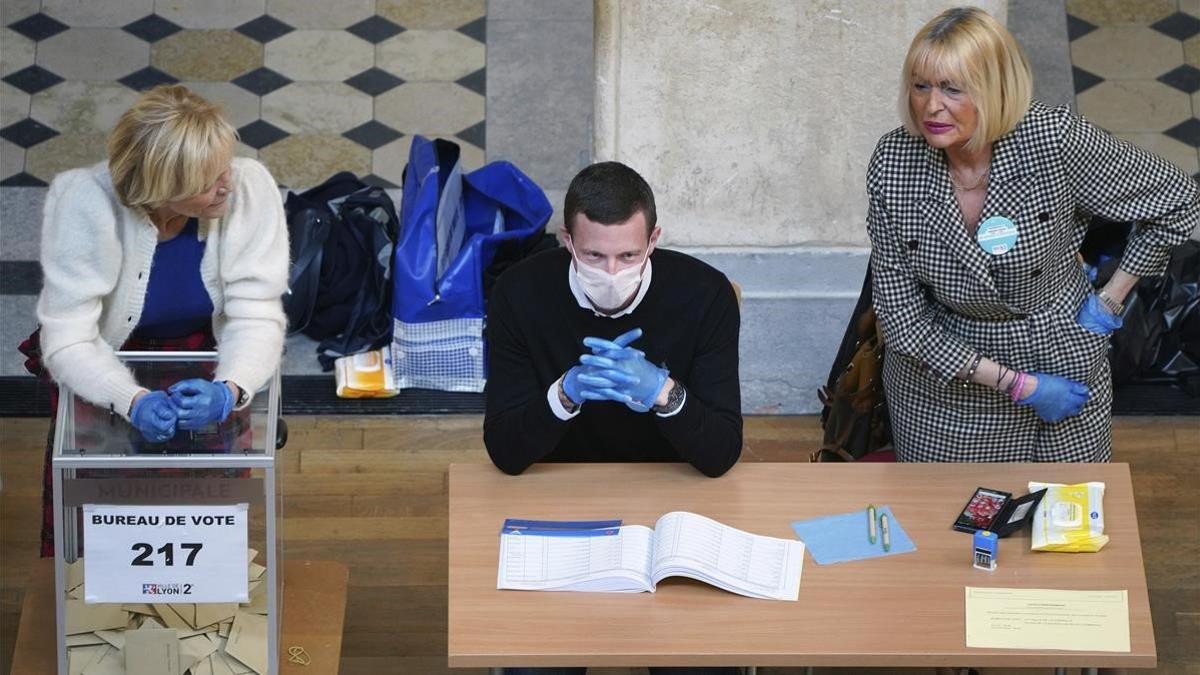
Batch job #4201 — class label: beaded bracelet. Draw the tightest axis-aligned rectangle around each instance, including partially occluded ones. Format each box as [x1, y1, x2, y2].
[1009, 371, 1027, 402]
[963, 354, 983, 388]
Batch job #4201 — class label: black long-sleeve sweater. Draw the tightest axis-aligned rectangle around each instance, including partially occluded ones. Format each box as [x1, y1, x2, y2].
[483, 247, 742, 477]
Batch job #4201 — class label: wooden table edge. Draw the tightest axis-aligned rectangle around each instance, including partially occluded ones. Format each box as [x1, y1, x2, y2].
[446, 461, 1157, 670]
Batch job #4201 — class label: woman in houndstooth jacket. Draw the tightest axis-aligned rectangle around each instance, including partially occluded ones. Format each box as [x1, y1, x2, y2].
[866, 7, 1199, 463]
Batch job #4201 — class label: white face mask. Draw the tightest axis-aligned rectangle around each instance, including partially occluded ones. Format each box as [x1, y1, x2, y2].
[567, 242, 649, 313]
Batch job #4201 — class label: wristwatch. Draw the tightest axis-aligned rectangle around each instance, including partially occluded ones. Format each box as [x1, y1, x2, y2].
[652, 382, 686, 415]
[224, 381, 249, 408]
[557, 379, 580, 414]
[1098, 289, 1125, 316]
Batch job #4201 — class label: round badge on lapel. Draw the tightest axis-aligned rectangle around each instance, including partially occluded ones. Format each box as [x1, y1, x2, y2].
[976, 215, 1018, 255]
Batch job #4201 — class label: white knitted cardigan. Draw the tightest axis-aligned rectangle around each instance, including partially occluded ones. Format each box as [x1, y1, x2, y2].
[36, 157, 289, 418]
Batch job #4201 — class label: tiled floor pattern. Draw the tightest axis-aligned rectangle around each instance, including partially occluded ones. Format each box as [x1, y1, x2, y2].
[1068, 0, 1200, 178]
[0, 0, 486, 189]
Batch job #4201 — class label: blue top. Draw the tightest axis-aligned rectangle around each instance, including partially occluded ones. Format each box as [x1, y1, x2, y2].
[132, 219, 214, 339]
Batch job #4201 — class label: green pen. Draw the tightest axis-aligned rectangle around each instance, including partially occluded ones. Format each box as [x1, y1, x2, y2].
[881, 513, 891, 552]
[867, 504, 877, 544]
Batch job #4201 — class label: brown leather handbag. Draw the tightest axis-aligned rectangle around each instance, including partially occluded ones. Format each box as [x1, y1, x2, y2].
[812, 267, 894, 462]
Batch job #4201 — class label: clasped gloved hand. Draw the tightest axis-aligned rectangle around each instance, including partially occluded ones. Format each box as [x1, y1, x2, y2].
[1076, 293, 1122, 335]
[581, 328, 669, 413]
[168, 378, 234, 431]
[561, 363, 638, 405]
[561, 329, 642, 406]
[1017, 372, 1090, 423]
[130, 390, 178, 443]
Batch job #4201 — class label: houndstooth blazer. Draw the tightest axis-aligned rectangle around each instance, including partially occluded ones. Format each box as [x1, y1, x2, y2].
[865, 101, 1199, 462]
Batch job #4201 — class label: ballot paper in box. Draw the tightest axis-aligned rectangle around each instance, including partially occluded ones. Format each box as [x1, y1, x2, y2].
[50, 351, 284, 675]
[62, 550, 269, 674]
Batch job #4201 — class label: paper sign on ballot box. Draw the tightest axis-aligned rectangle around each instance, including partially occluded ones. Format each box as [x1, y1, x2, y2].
[82, 504, 250, 604]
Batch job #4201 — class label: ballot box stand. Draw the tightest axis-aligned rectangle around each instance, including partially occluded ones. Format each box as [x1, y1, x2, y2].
[51, 351, 283, 675]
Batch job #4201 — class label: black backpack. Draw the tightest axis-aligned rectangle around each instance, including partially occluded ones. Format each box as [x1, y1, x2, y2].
[283, 172, 399, 370]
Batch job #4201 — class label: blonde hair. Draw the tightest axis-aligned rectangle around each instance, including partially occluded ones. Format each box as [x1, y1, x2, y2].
[107, 85, 237, 215]
[899, 7, 1033, 153]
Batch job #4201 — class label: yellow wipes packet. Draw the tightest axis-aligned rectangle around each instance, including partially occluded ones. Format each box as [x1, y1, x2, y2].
[334, 347, 399, 398]
[1028, 481, 1109, 552]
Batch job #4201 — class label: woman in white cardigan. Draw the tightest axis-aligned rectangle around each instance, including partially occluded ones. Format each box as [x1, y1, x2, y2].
[28, 85, 288, 554]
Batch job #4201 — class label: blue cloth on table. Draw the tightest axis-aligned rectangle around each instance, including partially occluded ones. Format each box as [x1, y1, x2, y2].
[790, 505, 916, 564]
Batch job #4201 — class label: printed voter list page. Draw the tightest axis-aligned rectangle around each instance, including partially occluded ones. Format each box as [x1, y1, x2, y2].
[497, 525, 654, 592]
[650, 511, 804, 600]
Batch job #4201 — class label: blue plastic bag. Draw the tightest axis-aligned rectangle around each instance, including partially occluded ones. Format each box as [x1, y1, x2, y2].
[391, 136, 551, 391]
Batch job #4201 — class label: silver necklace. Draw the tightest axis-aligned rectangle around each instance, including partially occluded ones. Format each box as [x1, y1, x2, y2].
[949, 166, 989, 192]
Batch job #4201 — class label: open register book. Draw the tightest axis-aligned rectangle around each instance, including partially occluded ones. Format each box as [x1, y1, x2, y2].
[497, 511, 805, 601]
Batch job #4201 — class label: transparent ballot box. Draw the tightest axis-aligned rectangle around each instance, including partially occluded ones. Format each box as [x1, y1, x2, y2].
[51, 351, 283, 675]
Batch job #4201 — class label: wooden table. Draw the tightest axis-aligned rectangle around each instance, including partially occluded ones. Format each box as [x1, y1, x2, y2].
[10, 558, 349, 674]
[448, 462, 1154, 669]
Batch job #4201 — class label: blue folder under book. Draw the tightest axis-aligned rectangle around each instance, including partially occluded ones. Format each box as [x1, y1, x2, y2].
[790, 506, 916, 564]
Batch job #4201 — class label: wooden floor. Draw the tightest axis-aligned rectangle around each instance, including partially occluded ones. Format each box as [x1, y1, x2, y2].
[1, 415, 1196, 674]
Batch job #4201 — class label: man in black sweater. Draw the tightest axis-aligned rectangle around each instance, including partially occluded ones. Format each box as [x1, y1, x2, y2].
[484, 161, 742, 479]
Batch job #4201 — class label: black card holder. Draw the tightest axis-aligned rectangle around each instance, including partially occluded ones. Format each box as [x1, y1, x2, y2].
[991, 488, 1047, 538]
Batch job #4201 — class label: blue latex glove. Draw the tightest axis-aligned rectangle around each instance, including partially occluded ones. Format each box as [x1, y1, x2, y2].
[1017, 372, 1090, 423]
[582, 328, 669, 413]
[562, 364, 637, 405]
[1076, 293, 1122, 335]
[561, 330, 642, 405]
[168, 379, 234, 431]
[130, 391, 177, 443]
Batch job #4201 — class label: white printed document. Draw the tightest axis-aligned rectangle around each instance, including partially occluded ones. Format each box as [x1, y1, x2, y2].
[496, 511, 805, 601]
[965, 587, 1130, 652]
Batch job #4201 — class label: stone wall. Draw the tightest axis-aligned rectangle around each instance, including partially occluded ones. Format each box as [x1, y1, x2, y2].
[594, 0, 1006, 247]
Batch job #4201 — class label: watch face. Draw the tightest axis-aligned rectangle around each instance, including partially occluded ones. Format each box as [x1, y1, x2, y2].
[227, 383, 247, 407]
[654, 383, 683, 412]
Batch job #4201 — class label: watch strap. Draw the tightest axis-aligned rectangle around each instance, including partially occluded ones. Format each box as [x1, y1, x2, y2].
[652, 382, 685, 414]
[557, 378, 580, 413]
[223, 381, 249, 408]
